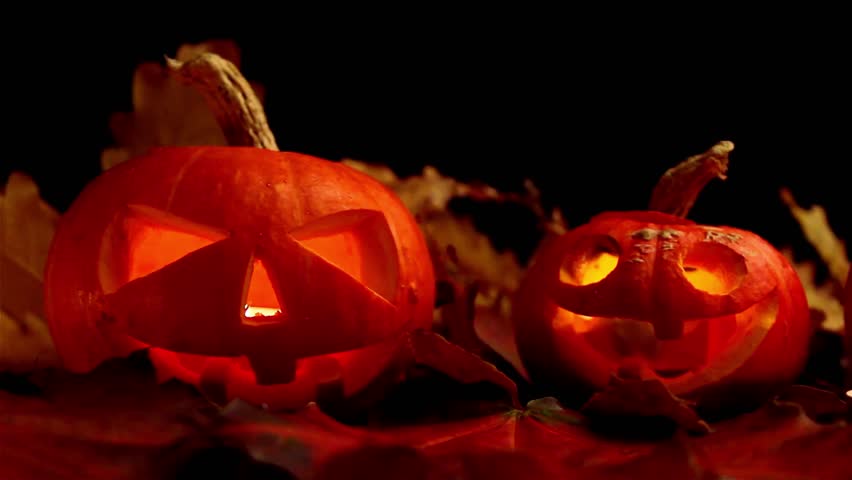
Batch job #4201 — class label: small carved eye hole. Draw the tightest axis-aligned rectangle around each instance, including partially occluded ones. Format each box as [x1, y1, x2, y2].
[682, 242, 746, 295]
[560, 235, 620, 286]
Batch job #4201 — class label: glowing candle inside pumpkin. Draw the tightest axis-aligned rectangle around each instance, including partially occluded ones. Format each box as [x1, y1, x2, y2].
[683, 267, 728, 294]
[562, 250, 619, 285]
[244, 260, 283, 318]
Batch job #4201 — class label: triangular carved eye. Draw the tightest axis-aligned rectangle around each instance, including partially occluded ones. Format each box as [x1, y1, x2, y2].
[100, 204, 228, 294]
[288, 209, 399, 302]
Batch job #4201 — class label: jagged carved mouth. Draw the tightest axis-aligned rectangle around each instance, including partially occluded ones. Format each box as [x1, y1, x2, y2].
[552, 292, 779, 386]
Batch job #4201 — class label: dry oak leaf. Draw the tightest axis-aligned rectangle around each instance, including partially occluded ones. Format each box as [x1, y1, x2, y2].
[0, 172, 59, 372]
[781, 187, 849, 285]
[100, 39, 266, 171]
[783, 248, 845, 334]
[779, 188, 849, 334]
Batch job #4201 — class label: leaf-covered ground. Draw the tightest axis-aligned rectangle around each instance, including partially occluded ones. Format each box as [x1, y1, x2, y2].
[1, 40, 850, 479]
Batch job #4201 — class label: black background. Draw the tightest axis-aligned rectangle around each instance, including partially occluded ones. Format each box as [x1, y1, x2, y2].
[4, 17, 849, 266]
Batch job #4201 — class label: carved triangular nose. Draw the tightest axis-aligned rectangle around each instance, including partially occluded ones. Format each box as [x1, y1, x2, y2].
[243, 259, 285, 321]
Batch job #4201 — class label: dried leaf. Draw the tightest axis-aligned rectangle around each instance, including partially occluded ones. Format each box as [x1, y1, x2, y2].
[221, 401, 392, 478]
[221, 395, 721, 479]
[221, 397, 594, 479]
[0, 310, 57, 373]
[472, 295, 528, 379]
[0, 172, 59, 372]
[581, 375, 712, 435]
[317, 330, 519, 424]
[781, 188, 850, 285]
[100, 40, 266, 170]
[692, 397, 851, 479]
[777, 385, 849, 423]
[0, 354, 216, 479]
[342, 162, 563, 230]
[784, 248, 846, 334]
[3, 355, 849, 478]
[223, 389, 852, 480]
[577, 438, 713, 480]
[341, 159, 564, 293]
[422, 213, 524, 293]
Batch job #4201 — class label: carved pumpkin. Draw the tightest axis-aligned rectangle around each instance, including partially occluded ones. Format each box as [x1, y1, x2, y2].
[44, 146, 435, 409]
[512, 210, 812, 412]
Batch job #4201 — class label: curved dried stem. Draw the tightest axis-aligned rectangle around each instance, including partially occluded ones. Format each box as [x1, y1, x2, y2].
[649, 141, 733, 218]
[167, 52, 278, 151]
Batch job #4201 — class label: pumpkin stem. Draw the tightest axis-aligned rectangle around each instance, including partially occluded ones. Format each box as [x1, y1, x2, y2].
[648, 141, 733, 218]
[166, 53, 279, 151]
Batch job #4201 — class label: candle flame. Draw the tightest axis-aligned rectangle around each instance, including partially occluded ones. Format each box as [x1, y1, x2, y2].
[244, 305, 281, 317]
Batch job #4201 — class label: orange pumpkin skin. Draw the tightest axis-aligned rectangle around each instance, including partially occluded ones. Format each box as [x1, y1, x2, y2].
[512, 211, 812, 412]
[45, 146, 435, 409]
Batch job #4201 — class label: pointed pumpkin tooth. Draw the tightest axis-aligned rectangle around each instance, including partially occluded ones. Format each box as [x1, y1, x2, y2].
[248, 354, 298, 386]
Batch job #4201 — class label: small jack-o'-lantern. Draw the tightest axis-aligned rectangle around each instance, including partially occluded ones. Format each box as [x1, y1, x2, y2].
[45, 146, 435, 408]
[512, 210, 812, 411]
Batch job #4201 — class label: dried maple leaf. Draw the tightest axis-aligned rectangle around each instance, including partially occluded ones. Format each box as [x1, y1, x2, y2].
[0, 172, 59, 372]
[100, 39, 266, 170]
[315, 330, 519, 425]
[783, 248, 845, 334]
[222, 388, 851, 480]
[581, 375, 712, 435]
[221, 396, 588, 479]
[690, 396, 851, 479]
[220, 394, 728, 479]
[781, 188, 850, 285]
[0, 353, 218, 480]
[779, 188, 849, 335]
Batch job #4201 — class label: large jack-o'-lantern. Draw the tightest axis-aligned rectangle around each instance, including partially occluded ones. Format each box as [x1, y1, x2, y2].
[45, 146, 435, 408]
[512, 146, 812, 413]
[44, 53, 435, 409]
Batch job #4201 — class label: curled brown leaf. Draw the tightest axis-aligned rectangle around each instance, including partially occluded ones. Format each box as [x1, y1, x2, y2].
[781, 188, 850, 285]
[0, 173, 59, 372]
[783, 248, 845, 334]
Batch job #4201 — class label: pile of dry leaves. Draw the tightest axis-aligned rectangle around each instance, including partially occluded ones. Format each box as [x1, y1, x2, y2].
[1, 40, 849, 479]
